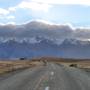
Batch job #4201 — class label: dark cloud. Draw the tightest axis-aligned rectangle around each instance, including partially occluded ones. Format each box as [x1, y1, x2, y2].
[0, 21, 90, 41]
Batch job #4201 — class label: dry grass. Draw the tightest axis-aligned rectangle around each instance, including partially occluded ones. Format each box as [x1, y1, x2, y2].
[0, 57, 90, 75]
[55, 60, 90, 69]
[0, 60, 41, 75]
[32, 57, 90, 69]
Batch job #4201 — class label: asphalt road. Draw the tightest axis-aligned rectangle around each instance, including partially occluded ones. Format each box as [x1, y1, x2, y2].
[0, 63, 90, 90]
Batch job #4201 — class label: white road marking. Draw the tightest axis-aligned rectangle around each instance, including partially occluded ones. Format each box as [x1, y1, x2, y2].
[45, 86, 50, 90]
[51, 71, 54, 76]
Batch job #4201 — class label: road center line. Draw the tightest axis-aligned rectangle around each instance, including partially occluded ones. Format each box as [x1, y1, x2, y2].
[51, 71, 54, 76]
[45, 86, 50, 90]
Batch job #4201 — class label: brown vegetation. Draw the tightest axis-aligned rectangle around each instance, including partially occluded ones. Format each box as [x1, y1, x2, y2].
[0, 57, 90, 75]
[0, 60, 41, 75]
[31, 57, 90, 69]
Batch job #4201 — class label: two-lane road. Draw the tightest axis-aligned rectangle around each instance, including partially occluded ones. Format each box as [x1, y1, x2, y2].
[0, 63, 90, 90]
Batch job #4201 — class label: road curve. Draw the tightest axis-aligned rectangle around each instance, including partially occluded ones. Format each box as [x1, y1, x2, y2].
[0, 63, 90, 90]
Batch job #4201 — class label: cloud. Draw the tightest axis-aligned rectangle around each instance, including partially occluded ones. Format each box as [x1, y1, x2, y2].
[0, 8, 9, 16]
[9, 1, 52, 12]
[0, 21, 16, 25]
[0, 15, 15, 21]
[0, 8, 15, 24]
[32, 0, 90, 6]
[33, 19, 54, 25]
[74, 29, 90, 39]
[18, 1, 52, 12]
[0, 21, 90, 42]
[8, 7, 16, 12]
[8, 0, 90, 14]
[7, 15, 15, 19]
[6, 22, 16, 25]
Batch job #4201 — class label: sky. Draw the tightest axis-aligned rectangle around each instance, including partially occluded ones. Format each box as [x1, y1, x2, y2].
[0, 0, 90, 27]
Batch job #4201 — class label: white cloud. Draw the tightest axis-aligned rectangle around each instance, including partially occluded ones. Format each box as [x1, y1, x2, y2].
[0, 21, 16, 25]
[9, 1, 52, 12]
[8, 7, 16, 12]
[6, 22, 16, 25]
[32, 0, 90, 6]
[0, 8, 9, 15]
[8, 0, 90, 14]
[34, 19, 54, 24]
[0, 23, 6, 25]
[0, 15, 15, 20]
[61, 23, 75, 30]
[7, 16, 15, 19]
[0, 8, 15, 21]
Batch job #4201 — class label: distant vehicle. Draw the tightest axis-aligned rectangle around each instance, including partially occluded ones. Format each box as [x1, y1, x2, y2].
[69, 64, 77, 67]
[19, 58, 27, 60]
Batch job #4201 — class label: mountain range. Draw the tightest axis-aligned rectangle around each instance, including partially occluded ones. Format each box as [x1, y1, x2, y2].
[0, 37, 90, 59]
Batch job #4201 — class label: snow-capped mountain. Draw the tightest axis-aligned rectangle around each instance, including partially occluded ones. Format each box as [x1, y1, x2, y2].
[0, 37, 90, 59]
[59, 39, 90, 59]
